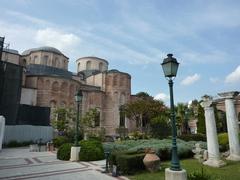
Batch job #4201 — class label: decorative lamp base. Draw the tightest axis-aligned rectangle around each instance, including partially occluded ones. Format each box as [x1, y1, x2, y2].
[165, 168, 187, 180]
[70, 146, 80, 162]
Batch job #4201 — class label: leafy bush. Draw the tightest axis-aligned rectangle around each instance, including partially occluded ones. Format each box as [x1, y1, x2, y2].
[218, 133, 240, 152]
[79, 140, 104, 161]
[53, 136, 69, 148]
[150, 116, 171, 138]
[109, 151, 145, 175]
[57, 143, 72, 160]
[178, 134, 206, 142]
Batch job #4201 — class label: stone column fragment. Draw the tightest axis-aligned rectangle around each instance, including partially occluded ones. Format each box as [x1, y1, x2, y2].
[201, 95, 225, 167]
[218, 91, 240, 161]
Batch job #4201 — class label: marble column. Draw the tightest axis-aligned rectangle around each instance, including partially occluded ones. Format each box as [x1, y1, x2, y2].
[0, 116, 5, 151]
[201, 95, 225, 167]
[218, 91, 240, 161]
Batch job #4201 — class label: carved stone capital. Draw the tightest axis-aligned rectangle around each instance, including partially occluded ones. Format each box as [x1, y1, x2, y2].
[200, 95, 213, 108]
[218, 91, 239, 99]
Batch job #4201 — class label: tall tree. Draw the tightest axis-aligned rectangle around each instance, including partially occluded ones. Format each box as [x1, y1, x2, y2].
[197, 102, 206, 134]
[125, 98, 168, 131]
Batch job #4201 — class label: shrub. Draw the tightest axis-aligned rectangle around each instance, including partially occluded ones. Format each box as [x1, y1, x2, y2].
[53, 136, 69, 148]
[116, 153, 145, 175]
[79, 140, 104, 161]
[178, 134, 206, 142]
[57, 143, 72, 160]
[109, 151, 145, 175]
[218, 133, 240, 152]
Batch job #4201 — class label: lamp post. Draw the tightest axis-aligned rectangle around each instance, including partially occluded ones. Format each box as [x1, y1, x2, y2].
[162, 54, 187, 180]
[70, 89, 83, 161]
[74, 90, 83, 146]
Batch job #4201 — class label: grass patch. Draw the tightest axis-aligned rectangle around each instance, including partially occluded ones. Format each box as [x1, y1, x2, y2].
[128, 159, 240, 180]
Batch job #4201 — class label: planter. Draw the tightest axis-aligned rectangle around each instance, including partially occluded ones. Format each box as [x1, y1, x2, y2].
[143, 150, 160, 172]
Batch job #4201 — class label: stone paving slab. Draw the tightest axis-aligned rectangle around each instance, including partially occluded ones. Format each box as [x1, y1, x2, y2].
[0, 147, 129, 180]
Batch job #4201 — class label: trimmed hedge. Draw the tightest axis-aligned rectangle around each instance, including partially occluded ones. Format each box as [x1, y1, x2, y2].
[53, 136, 69, 148]
[110, 151, 145, 175]
[103, 139, 206, 161]
[57, 143, 72, 160]
[178, 134, 206, 142]
[79, 140, 104, 161]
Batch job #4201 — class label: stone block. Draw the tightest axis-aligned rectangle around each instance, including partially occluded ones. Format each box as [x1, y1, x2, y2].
[165, 168, 187, 180]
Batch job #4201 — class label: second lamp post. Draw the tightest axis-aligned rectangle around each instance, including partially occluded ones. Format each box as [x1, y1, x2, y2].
[161, 54, 181, 170]
[70, 89, 83, 161]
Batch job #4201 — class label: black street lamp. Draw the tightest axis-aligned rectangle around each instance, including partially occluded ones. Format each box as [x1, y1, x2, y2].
[74, 90, 83, 146]
[161, 54, 181, 171]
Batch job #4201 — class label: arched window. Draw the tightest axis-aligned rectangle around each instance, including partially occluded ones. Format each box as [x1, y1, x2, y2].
[120, 77, 124, 86]
[42, 55, 48, 65]
[45, 80, 50, 89]
[113, 75, 117, 86]
[33, 56, 38, 64]
[61, 82, 68, 93]
[22, 59, 27, 66]
[120, 93, 125, 105]
[78, 63, 81, 71]
[52, 58, 57, 67]
[99, 62, 103, 71]
[52, 81, 59, 91]
[37, 78, 44, 89]
[86, 61, 91, 70]
[119, 105, 125, 127]
[94, 110, 100, 127]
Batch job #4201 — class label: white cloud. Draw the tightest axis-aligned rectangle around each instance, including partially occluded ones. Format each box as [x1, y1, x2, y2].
[35, 28, 81, 53]
[225, 65, 240, 83]
[181, 74, 201, 86]
[154, 93, 169, 102]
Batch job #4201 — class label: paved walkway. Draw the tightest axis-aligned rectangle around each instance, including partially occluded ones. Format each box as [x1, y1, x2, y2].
[0, 147, 128, 180]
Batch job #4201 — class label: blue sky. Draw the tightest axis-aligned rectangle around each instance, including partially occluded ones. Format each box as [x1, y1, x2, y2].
[1, 0, 240, 104]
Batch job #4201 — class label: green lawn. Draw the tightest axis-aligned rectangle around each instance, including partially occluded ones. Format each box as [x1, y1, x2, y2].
[128, 159, 240, 180]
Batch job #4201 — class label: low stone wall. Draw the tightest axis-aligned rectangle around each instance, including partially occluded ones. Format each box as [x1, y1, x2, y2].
[3, 125, 53, 143]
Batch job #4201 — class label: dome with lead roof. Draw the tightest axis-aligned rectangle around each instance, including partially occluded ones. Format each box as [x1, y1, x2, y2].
[22, 46, 63, 56]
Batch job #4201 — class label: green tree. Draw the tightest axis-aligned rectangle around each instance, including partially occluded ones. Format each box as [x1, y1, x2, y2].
[135, 92, 153, 100]
[150, 115, 171, 138]
[175, 103, 188, 134]
[51, 107, 76, 135]
[125, 98, 168, 131]
[81, 108, 100, 128]
[197, 103, 206, 134]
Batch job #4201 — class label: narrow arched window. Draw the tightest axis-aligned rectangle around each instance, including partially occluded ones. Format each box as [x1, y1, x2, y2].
[99, 62, 103, 71]
[86, 61, 91, 70]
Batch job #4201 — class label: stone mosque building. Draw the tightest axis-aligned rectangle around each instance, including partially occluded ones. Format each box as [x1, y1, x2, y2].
[1, 45, 134, 136]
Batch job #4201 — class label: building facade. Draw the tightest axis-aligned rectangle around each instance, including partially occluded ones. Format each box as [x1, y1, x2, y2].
[1, 46, 134, 135]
